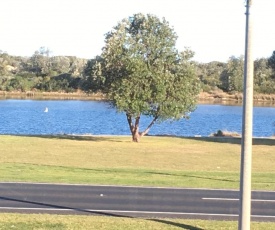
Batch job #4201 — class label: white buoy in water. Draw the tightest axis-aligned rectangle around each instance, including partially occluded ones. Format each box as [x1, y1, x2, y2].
[44, 107, 48, 112]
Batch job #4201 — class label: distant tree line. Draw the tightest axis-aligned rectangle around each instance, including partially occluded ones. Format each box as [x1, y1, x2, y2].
[0, 47, 88, 93]
[1, 47, 275, 94]
[197, 55, 275, 94]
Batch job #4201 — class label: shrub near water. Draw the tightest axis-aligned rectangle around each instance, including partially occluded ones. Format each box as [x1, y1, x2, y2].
[211, 130, 241, 137]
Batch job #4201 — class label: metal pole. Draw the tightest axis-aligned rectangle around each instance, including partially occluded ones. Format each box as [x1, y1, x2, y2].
[238, 0, 254, 229]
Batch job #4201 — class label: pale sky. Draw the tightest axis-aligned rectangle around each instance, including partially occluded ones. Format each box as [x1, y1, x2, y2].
[0, 0, 274, 63]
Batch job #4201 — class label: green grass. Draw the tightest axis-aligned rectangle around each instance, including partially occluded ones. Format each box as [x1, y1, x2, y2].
[1, 135, 275, 228]
[2, 163, 275, 190]
[0, 135, 275, 190]
[0, 213, 275, 230]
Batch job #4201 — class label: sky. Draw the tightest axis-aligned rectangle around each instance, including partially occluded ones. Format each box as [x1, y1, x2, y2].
[1, 0, 275, 63]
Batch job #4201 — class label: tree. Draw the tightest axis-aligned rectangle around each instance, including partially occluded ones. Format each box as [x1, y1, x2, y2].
[86, 13, 200, 142]
[82, 56, 105, 92]
[196, 61, 226, 92]
[254, 58, 273, 93]
[0, 51, 13, 76]
[30, 47, 51, 77]
[267, 51, 275, 74]
[68, 56, 87, 77]
[220, 56, 244, 92]
[50, 56, 70, 75]
[267, 51, 275, 93]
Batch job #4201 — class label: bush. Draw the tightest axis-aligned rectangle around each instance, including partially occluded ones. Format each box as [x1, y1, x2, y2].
[211, 130, 241, 137]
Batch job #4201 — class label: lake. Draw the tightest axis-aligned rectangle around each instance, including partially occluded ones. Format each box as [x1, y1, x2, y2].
[0, 99, 274, 137]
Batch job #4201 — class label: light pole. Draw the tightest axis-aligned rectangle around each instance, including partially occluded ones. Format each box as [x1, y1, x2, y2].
[238, 0, 254, 230]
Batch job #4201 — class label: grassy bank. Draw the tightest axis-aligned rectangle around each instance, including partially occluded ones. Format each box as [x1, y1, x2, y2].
[199, 91, 275, 105]
[1, 90, 275, 105]
[0, 135, 275, 190]
[0, 91, 104, 100]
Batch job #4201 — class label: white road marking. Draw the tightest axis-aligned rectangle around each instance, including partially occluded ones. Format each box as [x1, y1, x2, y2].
[202, 197, 275, 202]
[202, 198, 239, 201]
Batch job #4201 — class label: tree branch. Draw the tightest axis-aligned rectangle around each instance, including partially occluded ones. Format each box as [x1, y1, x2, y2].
[140, 115, 158, 137]
[126, 113, 134, 133]
[133, 115, 140, 134]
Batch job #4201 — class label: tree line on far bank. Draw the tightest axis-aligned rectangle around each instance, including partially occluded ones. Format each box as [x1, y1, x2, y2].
[1, 48, 275, 96]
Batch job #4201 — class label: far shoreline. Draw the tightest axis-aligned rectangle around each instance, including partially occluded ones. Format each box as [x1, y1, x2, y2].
[1, 90, 275, 106]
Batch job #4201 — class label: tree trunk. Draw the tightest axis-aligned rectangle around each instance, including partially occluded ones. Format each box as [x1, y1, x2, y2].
[132, 115, 140, 142]
[132, 129, 141, 142]
[126, 113, 141, 142]
[126, 113, 159, 142]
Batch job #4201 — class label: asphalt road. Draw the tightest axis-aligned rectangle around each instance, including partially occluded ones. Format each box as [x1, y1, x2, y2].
[0, 182, 275, 221]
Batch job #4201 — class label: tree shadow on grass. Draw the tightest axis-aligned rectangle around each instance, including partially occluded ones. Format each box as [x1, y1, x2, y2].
[11, 134, 129, 142]
[142, 171, 239, 183]
[30, 165, 238, 184]
[76, 167, 275, 187]
[149, 219, 204, 230]
[0, 197, 204, 229]
[147, 135, 275, 146]
[6, 134, 275, 145]
[23, 164, 240, 184]
[184, 136, 275, 146]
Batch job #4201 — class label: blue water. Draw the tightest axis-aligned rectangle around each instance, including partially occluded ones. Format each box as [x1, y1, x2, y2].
[0, 100, 274, 137]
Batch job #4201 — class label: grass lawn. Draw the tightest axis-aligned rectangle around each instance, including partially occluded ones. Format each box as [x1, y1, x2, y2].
[0, 135, 275, 190]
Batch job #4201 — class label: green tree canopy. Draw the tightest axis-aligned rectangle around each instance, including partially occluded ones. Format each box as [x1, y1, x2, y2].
[254, 58, 274, 93]
[30, 47, 51, 77]
[86, 13, 200, 142]
[196, 61, 226, 92]
[220, 56, 244, 92]
[267, 50, 275, 74]
[267, 50, 275, 78]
